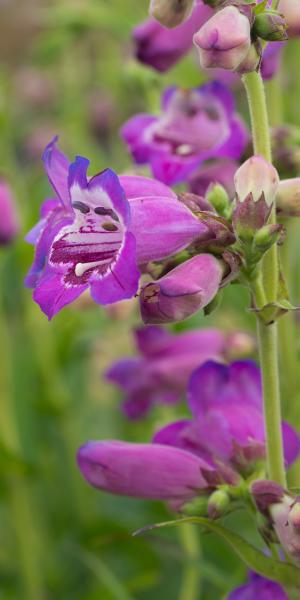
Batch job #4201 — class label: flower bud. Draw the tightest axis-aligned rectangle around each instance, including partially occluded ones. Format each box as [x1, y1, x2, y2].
[140, 254, 224, 324]
[149, 0, 194, 28]
[181, 495, 209, 516]
[253, 224, 285, 252]
[271, 497, 300, 566]
[207, 489, 231, 519]
[278, 0, 300, 38]
[234, 156, 280, 206]
[206, 183, 230, 216]
[193, 6, 251, 71]
[251, 479, 285, 516]
[253, 10, 288, 42]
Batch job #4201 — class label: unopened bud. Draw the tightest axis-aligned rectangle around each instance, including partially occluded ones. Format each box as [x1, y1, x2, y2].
[206, 183, 230, 216]
[208, 489, 231, 519]
[251, 479, 285, 516]
[254, 224, 285, 252]
[276, 177, 300, 217]
[253, 10, 288, 42]
[234, 156, 279, 206]
[193, 6, 251, 71]
[182, 495, 209, 516]
[149, 0, 194, 28]
[278, 0, 300, 38]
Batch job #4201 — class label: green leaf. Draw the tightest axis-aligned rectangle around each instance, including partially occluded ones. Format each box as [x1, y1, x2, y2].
[134, 517, 300, 590]
[254, 0, 268, 15]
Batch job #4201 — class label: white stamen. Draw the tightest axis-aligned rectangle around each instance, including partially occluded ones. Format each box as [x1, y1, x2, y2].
[75, 259, 111, 277]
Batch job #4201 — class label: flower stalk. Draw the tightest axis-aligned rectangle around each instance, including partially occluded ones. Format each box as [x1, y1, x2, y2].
[242, 70, 286, 487]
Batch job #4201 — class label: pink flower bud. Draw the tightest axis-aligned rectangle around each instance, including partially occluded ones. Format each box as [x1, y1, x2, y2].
[140, 254, 224, 324]
[149, 0, 195, 28]
[193, 6, 251, 71]
[278, 0, 300, 38]
[234, 156, 280, 206]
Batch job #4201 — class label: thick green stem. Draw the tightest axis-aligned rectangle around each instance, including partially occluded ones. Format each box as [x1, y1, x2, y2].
[242, 71, 286, 487]
[178, 525, 201, 600]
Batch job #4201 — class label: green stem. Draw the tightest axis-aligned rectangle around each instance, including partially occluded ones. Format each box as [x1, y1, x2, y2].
[242, 71, 286, 487]
[178, 525, 201, 600]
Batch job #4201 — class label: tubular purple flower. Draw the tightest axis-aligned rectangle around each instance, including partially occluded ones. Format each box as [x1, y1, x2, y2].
[77, 440, 212, 501]
[278, 0, 300, 38]
[121, 82, 248, 186]
[140, 254, 224, 324]
[193, 6, 251, 71]
[154, 360, 300, 471]
[234, 156, 280, 206]
[0, 179, 20, 245]
[25, 138, 207, 319]
[228, 572, 288, 600]
[133, 2, 213, 72]
[107, 325, 252, 419]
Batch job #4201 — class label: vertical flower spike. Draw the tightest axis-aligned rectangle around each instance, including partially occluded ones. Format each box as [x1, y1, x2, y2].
[140, 254, 224, 324]
[149, 0, 195, 28]
[133, 3, 213, 73]
[278, 0, 300, 38]
[193, 6, 252, 71]
[77, 440, 212, 501]
[0, 179, 20, 245]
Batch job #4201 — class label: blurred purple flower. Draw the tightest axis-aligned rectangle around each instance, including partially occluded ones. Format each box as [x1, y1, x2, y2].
[25, 138, 207, 319]
[107, 325, 248, 419]
[189, 158, 238, 198]
[77, 440, 213, 501]
[228, 572, 288, 600]
[133, 2, 213, 72]
[121, 82, 248, 185]
[0, 179, 20, 245]
[154, 360, 300, 471]
[140, 254, 224, 324]
[261, 41, 286, 80]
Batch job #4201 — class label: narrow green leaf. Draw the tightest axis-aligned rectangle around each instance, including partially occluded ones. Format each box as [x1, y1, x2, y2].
[134, 517, 300, 590]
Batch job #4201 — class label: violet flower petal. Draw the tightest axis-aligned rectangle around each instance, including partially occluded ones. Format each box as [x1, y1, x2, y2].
[77, 440, 212, 500]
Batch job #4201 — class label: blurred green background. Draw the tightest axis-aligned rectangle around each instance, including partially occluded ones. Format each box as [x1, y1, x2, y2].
[1, 1, 300, 598]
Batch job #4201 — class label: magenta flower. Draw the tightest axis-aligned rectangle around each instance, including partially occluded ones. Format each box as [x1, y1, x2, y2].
[77, 440, 213, 501]
[140, 254, 224, 324]
[228, 572, 288, 600]
[154, 360, 300, 471]
[25, 138, 207, 319]
[107, 325, 247, 419]
[121, 82, 248, 186]
[133, 2, 213, 72]
[193, 6, 252, 71]
[0, 179, 20, 245]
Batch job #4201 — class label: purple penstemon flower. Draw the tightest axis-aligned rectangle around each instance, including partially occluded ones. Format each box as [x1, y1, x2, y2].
[107, 326, 254, 419]
[121, 82, 248, 186]
[154, 360, 300, 472]
[25, 138, 208, 319]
